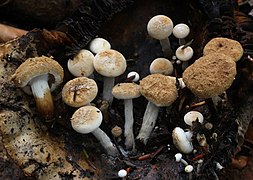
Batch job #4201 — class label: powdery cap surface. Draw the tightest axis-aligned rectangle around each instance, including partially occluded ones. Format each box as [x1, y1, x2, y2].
[203, 37, 243, 62]
[183, 53, 236, 99]
[62, 77, 98, 107]
[149, 58, 174, 75]
[173, 23, 190, 39]
[112, 83, 141, 99]
[71, 106, 102, 134]
[89, 37, 111, 54]
[140, 74, 178, 107]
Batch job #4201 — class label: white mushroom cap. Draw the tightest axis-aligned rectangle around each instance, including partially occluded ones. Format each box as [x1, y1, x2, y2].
[62, 77, 98, 107]
[71, 106, 102, 134]
[149, 58, 174, 75]
[89, 37, 111, 54]
[67, 49, 95, 77]
[185, 165, 194, 173]
[175, 45, 194, 61]
[175, 153, 183, 162]
[184, 111, 204, 126]
[147, 15, 174, 40]
[118, 169, 127, 177]
[112, 83, 141, 99]
[93, 49, 127, 77]
[173, 23, 190, 39]
[172, 127, 193, 154]
[127, 71, 140, 82]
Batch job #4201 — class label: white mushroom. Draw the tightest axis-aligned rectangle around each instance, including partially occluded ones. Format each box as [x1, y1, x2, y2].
[118, 169, 127, 178]
[112, 83, 141, 149]
[149, 57, 174, 75]
[175, 45, 194, 70]
[71, 106, 119, 156]
[185, 165, 194, 173]
[93, 49, 127, 104]
[147, 15, 174, 58]
[89, 37, 111, 54]
[173, 23, 190, 45]
[175, 153, 188, 165]
[127, 71, 140, 82]
[172, 127, 193, 154]
[184, 111, 204, 126]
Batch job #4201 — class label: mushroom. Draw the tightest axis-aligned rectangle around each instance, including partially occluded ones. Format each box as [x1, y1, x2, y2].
[184, 111, 204, 126]
[127, 71, 140, 82]
[67, 49, 95, 77]
[93, 49, 127, 104]
[62, 77, 98, 107]
[118, 169, 127, 179]
[203, 37, 243, 62]
[175, 45, 194, 70]
[149, 57, 174, 75]
[112, 83, 141, 149]
[136, 74, 178, 144]
[172, 23, 190, 45]
[71, 105, 119, 156]
[172, 127, 193, 154]
[11, 56, 64, 118]
[185, 165, 194, 173]
[147, 15, 174, 58]
[89, 37, 111, 54]
[175, 153, 188, 165]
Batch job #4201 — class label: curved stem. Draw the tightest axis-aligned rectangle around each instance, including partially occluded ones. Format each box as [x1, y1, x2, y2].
[136, 101, 159, 144]
[160, 38, 172, 58]
[124, 99, 135, 150]
[92, 128, 119, 156]
[103, 77, 115, 105]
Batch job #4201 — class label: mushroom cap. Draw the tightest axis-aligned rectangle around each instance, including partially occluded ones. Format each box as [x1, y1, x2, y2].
[112, 83, 141, 100]
[182, 53, 236, 99]
[175, 45, 194, 61]
[185, 165, 194, 173]
[173, 23, 190, 39]
[127, 71, 140, 82]
[149, 58, 174, 75]
[67, 49, 95, 77]
[172, 127, 193, 154]
[140, 74, 178, 107]
[147, 15, 174, 40]
[175, 153, 183, 162]
[184, 111, 204, 126]
[11, 56, 64, 90]
[71, 106, 102, 134]
[203, 37, 243, 62]
[62, 77, 98, 107]
[118, 169, 127, 177]
[93, 49, 127, 77]
[89, 37, 111, 54]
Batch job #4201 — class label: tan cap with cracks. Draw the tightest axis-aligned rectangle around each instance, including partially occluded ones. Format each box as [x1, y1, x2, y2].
[112, 83, 141, 100]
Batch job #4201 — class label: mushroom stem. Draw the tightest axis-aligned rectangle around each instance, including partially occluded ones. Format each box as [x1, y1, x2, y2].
[102, 76, 115, 104]
[160, 38, 172, 58]
[29, 74, 54, 118]
[124, 99, 135, 150]
[92, 127, 119, 156]
[136, 101, 159, 144]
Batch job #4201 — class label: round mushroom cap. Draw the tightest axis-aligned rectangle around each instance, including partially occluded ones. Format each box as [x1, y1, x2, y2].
[11, 56, 64, 90]
[67, 49, 95, 77]
[185, 165, 194, 173]
[175, 45, 194, 61]
[62, 77, 98, 107]
[203, 37, 243, 62]
[147, 15, 173, 40]
[140, 74, 178, 107]
[71, 106, 102, 134]
[112, 83, 141, 100]
[149, 58, 174, 75]
[173, 23, 190, 39]
[93, 49, 127, 77]
[172, 127, 193, 154]
[89, 37, 111, 54]
[127, 71, 140, 82]
[183, 53, 236, 99]
[184, 111, 204, 126]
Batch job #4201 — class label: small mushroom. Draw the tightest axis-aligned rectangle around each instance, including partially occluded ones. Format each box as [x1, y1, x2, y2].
[175, 45, 194, 70]
[127, 71, 140, 82]
[184, 111, 204, 126]
[136, 74, 178, 144]
[118, 169, 127, 178]
[11, 56, 64, 118]
[112, 83, 141, 149]
[149, 57, 174, 75]
[111, 125, 123, 138]
[172, 127, 193, 154]
[173, 23, 190, 45]
[175, 153, 188, 165]
[71, 106, 119, 156]
[185, 165, 194, 173]
[62, 77, 98, 107]
[147, 15, 174, 58]
[67, 49, 95, 77]
[93, 49, 127, 104]
[89, 37, 111, 54]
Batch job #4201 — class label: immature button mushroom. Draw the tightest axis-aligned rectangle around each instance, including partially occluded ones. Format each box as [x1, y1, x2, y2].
[147, 15, 174, 58]
[185, 165, 194, 173]
[203, 37, 243, 62]
[183, 53, 236, 99]
[71, 106, 119, 156]
[93, 49, 127, 104]
[89, 37, 111, 54]
[62, 77, 98, 107]
[184, 111, 204, 126]
[172, 127, 193, 154]
[11, 56, 64, 118]
[112, 83, 141, 149]
[175, 153, 188, 165]
[136, 74, 178, 144]
[149, 57, 174, 75]
[127, 71, 140, 82]
[175, 45, 194, 70]
[173, 23, 190, 45]
[67, 49, 95, 77]
[118, 169, 127, 179]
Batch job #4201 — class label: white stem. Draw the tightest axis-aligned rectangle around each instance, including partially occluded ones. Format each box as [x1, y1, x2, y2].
[180, 159, 189, 166]
[92, 128, 119, 156]
[136, 101, 159, 144]
[160, 38, 172, 58]
[124, 99, 135, 150]
[103, 77, 115, 104]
